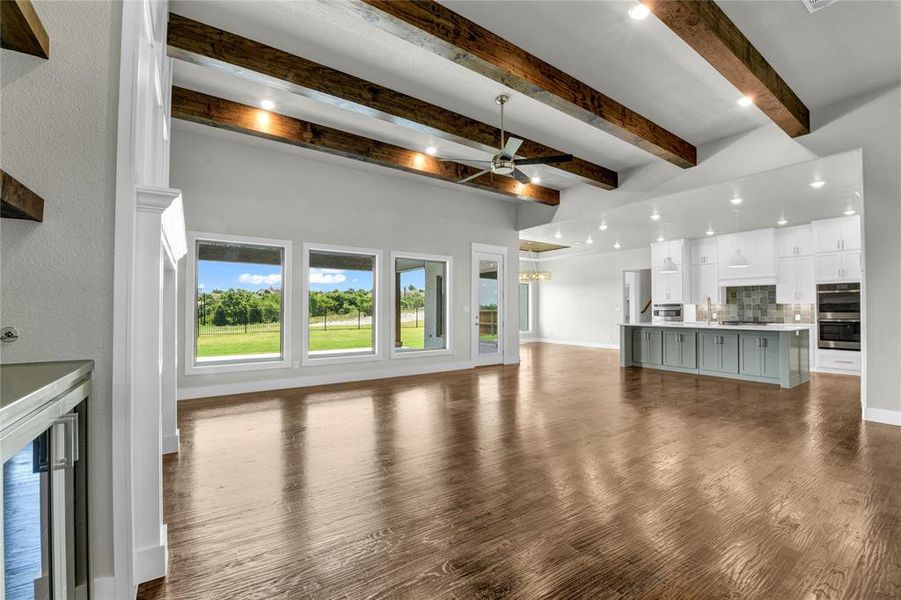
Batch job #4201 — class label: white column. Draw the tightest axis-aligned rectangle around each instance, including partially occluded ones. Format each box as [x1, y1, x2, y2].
[161, 265, 179, 454]
[132, 187, 185, 584]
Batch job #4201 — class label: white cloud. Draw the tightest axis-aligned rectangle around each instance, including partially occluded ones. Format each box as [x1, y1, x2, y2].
[310, 268, 346, 284]
[238, 273, 282, 286]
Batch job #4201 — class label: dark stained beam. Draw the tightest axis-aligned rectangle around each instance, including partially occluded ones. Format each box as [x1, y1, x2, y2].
[348, 0, 696, 168]
[1, 169, 45, 221]
[645, 0, 809, 137]
[166, 13, 616, 190]
[171, 87, 559, 206]
[0, 0, 49, 59]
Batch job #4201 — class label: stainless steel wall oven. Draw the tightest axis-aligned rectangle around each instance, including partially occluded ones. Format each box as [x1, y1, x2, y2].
[816, 284, 860, 350]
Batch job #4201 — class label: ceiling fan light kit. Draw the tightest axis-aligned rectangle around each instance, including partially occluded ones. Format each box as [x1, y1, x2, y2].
[438, 95, 573, 185]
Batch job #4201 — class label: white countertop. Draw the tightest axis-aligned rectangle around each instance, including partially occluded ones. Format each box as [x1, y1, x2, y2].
[620, 322, 813, 332]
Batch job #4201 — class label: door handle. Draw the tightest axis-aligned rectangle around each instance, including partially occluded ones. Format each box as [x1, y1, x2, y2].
[53, 413, 79, 469]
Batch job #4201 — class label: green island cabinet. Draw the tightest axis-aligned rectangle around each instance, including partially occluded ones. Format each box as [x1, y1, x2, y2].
[620, 324, 810, 388]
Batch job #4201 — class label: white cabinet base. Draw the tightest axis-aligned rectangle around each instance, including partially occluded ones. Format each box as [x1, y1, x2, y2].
[815, 349, 861, 374]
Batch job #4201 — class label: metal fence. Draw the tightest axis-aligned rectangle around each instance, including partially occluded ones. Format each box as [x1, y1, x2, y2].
[197, 307, 281, 336]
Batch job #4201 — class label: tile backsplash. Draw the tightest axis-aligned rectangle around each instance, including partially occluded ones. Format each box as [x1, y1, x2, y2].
[693, 285, 815, 324]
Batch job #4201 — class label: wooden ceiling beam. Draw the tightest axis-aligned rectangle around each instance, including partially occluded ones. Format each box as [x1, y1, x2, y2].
[1, 169, 45, 221]
[645, 0, 810, 137]
[349, 0, 697, 168]
[171, 87, 559, 206]
[0, 0, 49, 59]
[166, 13, 616, 190]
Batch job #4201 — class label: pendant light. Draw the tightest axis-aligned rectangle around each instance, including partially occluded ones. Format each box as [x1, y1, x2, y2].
[727, 211, 749, 269]
[519, 251, 552, 282]
[661, 256, 678, 273]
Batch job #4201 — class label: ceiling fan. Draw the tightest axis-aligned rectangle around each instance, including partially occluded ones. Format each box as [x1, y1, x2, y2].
[440, 95, 573, 185]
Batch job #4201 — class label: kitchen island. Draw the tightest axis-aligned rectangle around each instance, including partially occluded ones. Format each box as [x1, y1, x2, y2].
[620, 323, 810, 388]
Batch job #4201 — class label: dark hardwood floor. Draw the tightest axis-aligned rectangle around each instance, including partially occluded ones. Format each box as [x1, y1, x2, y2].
[137, 343, 901, 599]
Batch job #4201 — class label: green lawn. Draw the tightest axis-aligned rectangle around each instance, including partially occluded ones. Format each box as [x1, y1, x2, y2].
[196, 325, 426, 357]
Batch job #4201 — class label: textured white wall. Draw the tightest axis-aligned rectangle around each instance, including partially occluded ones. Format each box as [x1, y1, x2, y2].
[533, 247, 651, 347]
[0, 0, 122, 580]
[171, 125, 521, 397]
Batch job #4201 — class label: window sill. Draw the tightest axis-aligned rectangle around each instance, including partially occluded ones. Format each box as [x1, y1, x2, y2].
[390, 347, 453, 360]
[185, 356, 292, 376]
[302, 350, 381, 367]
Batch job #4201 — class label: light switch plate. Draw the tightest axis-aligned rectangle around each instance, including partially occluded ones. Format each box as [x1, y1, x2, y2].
[794, 314, 801, 321]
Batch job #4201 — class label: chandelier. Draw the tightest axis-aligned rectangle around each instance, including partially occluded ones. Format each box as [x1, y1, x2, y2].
[520, 253, 551, 282]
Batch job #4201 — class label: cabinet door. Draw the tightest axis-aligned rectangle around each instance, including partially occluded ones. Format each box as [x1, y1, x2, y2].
[740, 335, 763, 376]
[796, 256, 816, 303]
[651, 242, 668, 268]
[645, 329, 663, 365]
[776, 257, 797, 303]
[719, 333, 740, 374]
[662, 331, 682, 367]
[690, 265, 705, 304]
[704, 263, 719, 303]
[814, 221, 843, 253]
[680, 331, 697, 369]
[651, 268, 666, 304]
[759, 334, 781, 379]
[632, 329, 645, 363]
[841, 217, 861, 251]
[795, 225, 814, 256]
[665, 271, 683, 303]
[776, 230, 798, 258]
[843, 251, 861, 281]
[698, 333, 720, 371]
[816, 253, 842, 282]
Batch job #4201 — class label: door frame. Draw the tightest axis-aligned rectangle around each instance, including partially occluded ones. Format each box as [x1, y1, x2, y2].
[471, 243, 508, 366]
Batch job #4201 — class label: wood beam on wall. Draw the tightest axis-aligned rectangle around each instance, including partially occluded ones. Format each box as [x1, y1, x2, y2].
[1, 169, 45, 221]
[166, 13, 617, 190]
[645, 0, 810, 137]
[171, 87, 560, 206]
[0, 0, 49, 58]
[348, 0, 697, 168]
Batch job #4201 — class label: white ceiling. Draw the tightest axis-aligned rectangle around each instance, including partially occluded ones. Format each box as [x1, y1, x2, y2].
[520, 150, 863, 253]
[169, 0, 899, 195]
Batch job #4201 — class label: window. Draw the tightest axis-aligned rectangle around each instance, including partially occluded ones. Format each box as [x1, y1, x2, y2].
[303, 244, 380, 363]
[519, 283, 531, 332]
[392, 253, 452, 356]
[185, 233, 292, 374]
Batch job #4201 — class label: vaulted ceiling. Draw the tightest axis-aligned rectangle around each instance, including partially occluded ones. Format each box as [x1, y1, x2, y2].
[168, 0, 900, 203]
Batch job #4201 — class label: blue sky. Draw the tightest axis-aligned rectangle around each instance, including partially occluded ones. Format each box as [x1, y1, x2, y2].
[198, 261, 425, 292]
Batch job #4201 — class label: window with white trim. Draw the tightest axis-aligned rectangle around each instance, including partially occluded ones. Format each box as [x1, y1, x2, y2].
[518, 283, 531, 333]
[303, 244, 380, 362]
[392, 253, 452, 355]
[185, 232, 292, 374]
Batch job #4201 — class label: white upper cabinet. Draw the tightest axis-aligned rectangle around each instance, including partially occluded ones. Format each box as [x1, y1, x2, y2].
[717, 228, 776, 281]
[650, 239, 689, 304]
[777, 256, 816, 304]
[689, 238, 717, 265]
[813, 215, 861, 253]
[816, 250, 861, 283]
[776, 224, 813, 257]
[690, 262, 720, 304]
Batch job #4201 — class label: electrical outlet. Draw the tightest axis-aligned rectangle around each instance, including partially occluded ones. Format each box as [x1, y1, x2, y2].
[794, 314, 801, 321]
[712, 312, 717, 320]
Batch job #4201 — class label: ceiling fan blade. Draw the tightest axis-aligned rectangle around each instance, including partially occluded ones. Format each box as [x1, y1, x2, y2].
[501, 137, 523, 158]
[515, 153, 573, 166]
[457, 169, 492, 184]
[512, 169, 531, 184]
[439, 158, 492, 164]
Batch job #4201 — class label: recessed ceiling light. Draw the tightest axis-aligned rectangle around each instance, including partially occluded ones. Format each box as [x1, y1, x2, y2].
[614, 241, 621, 249]
[810, 180, 826, 189]
[656, 235, 664, 242]
[737, 95, 753, 107]
[777, 217, 788, 226]
[260, 99, 275, 110]
[586, 237, 593, 245]
[554, 231, 562, 239]
[730, 197, 743, 205]
[650, 212, 661, 221]
[425, 146, 437, 156]
[530, 176, 541, 184]
[628, 3, 650, 20]
[599, 222, 608, 231]
[844, 208, 856, 216]
[706, 228, 715, 236]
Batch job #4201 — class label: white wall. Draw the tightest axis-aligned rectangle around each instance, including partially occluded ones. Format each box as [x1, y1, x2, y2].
[171, 125, 521, 398]
[531, 247, 650, 348]
[0, 0, 122, 581]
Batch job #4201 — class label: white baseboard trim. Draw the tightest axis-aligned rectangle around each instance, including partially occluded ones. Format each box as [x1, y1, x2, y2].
[91, 576, 117, 600]
[812, 367, 861, 376]
[133, 525, 168, 584]
[864, 407, 901, 426]
[528, 337, 619, 350]
[162, 430, 180, 455]
[178, 360, 474, 401]
[503, 356, 520, 365]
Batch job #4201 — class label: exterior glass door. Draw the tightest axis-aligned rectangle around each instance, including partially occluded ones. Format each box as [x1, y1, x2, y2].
[473, 250, 504, 365]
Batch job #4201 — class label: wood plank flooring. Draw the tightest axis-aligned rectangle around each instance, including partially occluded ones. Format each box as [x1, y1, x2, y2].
[137, 343, 901, 599]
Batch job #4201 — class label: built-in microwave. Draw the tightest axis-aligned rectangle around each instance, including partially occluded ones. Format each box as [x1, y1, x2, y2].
[652, 303, 683, 323]
[816, 283, 860, 350]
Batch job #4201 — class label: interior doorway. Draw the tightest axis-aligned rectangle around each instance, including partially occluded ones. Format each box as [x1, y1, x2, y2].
[472, 244, 506, 365]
